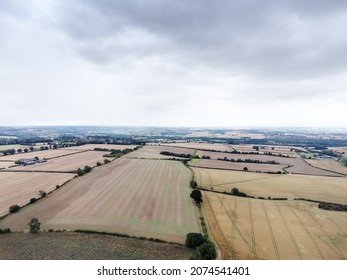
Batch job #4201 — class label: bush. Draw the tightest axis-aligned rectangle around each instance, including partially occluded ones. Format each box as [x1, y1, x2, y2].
[190, 180, 198, 189]
[104, 159, 111, 164]
[185, 233, 206, 249]
[197, 242, 217, 260]
[190, 190, 203, 204]
[9, 205, 20, 213]
[28, 218, 41, 233]
[77, 168, 85, 176]
[29, 198, 37, 204]
[96, 162, 101, 166]
[0, 228, 11, 234]
[38, 190, 46, 198]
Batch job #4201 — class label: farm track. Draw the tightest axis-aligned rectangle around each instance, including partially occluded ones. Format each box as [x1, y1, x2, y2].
[276, 205, 303, 259]
[248, 200, 258, 259]
[261, 202, 280, 260]
[216, 195, 255, 258]
[203, 192, 235, 259]
[290, 203, 325, 259]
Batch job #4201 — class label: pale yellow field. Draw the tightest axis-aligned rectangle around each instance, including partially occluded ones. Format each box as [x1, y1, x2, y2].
[63, 144, 139, 151]
[160, 143, 233, 152]
[193, 168, 347, 204]
[0, 149, 83, 161]
[0, 161, 16, 169]
[0, 172, 74, 217]
[124, 145, 194, 159]
[12, 151, 107, 172]
[203, 192, 347, 260]
[306, 159, 347, 175]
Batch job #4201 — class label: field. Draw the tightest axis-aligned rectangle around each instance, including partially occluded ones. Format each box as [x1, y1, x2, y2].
[191, 150, 341, 176]
[0, 149, 84, 161]
[193, 168, 347, 204]
[63, 144, 139, 151]
[0, 232, 193, 260]
[0, 172, 74, 217]
[124, 145, 195, 159]
[0, 145, 30, 151]
[306, 159, 347, 175]
[12, 151, 108, 172]
[160, 143, 233, 152]
[0, 161, 16, 169]
[203, 192, 347, 259]
[190, 159, 286, 173]
[0, 159, 200, 243]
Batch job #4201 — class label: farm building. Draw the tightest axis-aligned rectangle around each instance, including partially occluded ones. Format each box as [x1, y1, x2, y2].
[17, 158, 47, 166]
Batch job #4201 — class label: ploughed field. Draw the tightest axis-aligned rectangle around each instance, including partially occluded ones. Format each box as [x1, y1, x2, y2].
[0, 232, 193, 260]
[203, 192, 347, 260]
[193, 168, 347, 204]
[0, 172, 75, 217]
[0, 159, 200, 243]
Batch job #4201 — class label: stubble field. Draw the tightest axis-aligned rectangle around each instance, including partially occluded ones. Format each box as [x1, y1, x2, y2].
[203, 192, 347, 260]
[0, 158, 200, 243]
[0, 172, 74, 217]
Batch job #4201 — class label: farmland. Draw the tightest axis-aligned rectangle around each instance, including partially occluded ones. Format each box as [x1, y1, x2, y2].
[0, 145, 30, 151]
[0, 159, 200, 243]
[0, 148, 84, 161]
[0, 232, 193, 260]
[306, 159, 347, 175]
[203, 192, 347, 260]
[63, 144, 139, 151]
[124, 145, 195, 159]
[12, 151, 108, 172]
[160, 142, 233, 152]
[193, 168, 347, 204]
[0, 172, 74, 217]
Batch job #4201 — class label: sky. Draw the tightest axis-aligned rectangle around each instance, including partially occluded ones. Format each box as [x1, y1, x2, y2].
[0, 0, 346, 127]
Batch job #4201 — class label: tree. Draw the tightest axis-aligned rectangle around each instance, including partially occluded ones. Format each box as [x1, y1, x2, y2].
[77, 168, 85, 176]
[197, 242, 217, 260]
[17, 148, 22, 153]
[104, 159, 110, 164]
[190, 190, 202, 204]
[185, 233, 206, 249]
[243, 167, 248, 172]
[190, 181, 198, 189]
[29, 198, 37, 204]
[29, 146, 34, 151]
[28, 218, 40, 233]
[38, 190, 46, 198]
[9, 205, 20, 213]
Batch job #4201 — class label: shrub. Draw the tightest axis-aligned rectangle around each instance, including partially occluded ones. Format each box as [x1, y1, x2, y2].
[197, 242, 217, 260]
[29, 198, 37, 204]
[9, 205, 20, 213]
[190, 181, 198, 189]
[104, 159, 111, 164]
[96, 162, 101, 166]
[38, 190, 46, 198]
[190, 190, 203, 204]
[28, 218, 41, 233]
[185, 233, 206, 249]
[77, 168, 85, 176]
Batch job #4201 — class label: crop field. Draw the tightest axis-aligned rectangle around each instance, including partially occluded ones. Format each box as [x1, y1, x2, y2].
[63, 144, 139, 151]
[0, 149, 84, 161]
[306, 159, 347, 175]
[0, 159, 200, 243]
[0, 145, 30, 151]
[203, 192, 347, 259]
[12, 151, 108, 172]
[230, 145, 300, 157]
[124, 145, 194, 159]
[193, 168, 347, 204]
[161, 143, 232, 152]
[0, 161, 16, 169]
[0, 172, 74, 217]
[189, 159, 286, 173]
[0, 232, 193, 260]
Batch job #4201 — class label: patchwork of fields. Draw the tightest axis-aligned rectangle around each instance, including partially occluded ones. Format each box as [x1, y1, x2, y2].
[203, 192, 347, 260]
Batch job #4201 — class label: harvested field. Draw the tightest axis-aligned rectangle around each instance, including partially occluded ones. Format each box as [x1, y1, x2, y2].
[189, 159, 286, 173]
[160, 143, 232, 152]
[0, 161, 16, 169]
[0, 145, 29, 151]
[306, 159, 347, 175]
[0, 149, 83, 161]
[12, 151, 107, 172]
[203, 192, 347, 260]
[0, 172, 74, 217]
[0, 159, 200, 243]
[230, 145, 300, 157]
[63, 144, 139, 151]
[193, 168, 347, 204]
[124, 145, 195, 159]
[0, 232, 193, 260]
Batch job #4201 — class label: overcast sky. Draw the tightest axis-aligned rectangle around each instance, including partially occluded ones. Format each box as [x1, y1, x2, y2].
[0, 0, 346, 127]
